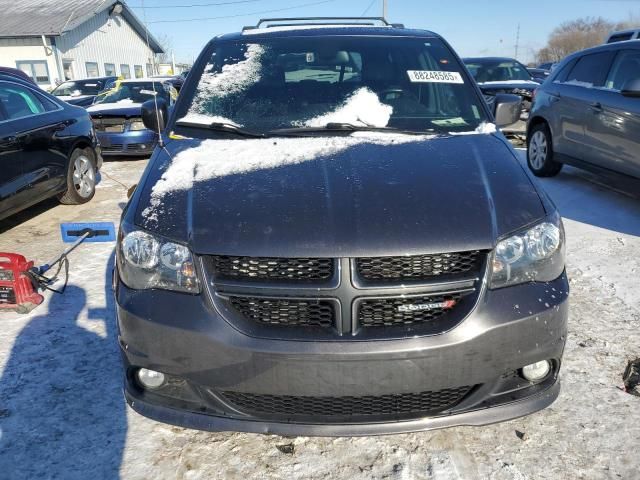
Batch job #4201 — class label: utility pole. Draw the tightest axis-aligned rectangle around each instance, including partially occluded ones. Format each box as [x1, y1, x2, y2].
[515, 23, 520, 59]
[383, 0, 388, 19]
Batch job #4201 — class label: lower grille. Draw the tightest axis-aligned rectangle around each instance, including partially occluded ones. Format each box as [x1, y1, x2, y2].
[222, 386, 472, 418]
[356, 251, 482, 283]
[359, 293, 463, 327]
[101, 144, 124, 152]
[228, 296, 335, 328]
[127, 143, 150, 151]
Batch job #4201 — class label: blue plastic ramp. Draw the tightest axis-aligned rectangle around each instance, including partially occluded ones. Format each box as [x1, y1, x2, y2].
[60, 222, 116, 243]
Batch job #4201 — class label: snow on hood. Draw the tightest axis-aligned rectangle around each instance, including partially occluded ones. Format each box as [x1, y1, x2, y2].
[87, 100, 142, 112]
[477, 80, 537, 86]
[303, 88, 393, 128]
[190, 44, 265, 114]
[142, 132, 431, 221]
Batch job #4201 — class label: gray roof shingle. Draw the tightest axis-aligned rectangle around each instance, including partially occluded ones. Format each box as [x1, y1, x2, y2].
[0, 0, 163, 52]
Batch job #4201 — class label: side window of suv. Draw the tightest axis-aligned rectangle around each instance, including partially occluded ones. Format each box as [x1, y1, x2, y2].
[563, 52, 615, 88]
[0, 82, 59, 121]
[605, 50, 640, 91]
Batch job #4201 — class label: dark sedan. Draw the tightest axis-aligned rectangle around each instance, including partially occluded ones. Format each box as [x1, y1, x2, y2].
[87, 79, 176, 156]
[51, 77, 117, 107]
[0, 74, 101, 221]
[464, 57, 541, 134]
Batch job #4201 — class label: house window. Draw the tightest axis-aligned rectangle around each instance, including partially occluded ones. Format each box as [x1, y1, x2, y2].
[134, 65, 144, 78]
[120, 64, 131, 79]
[15, 61, 50, 85]
[146, 63, 154, 77]
[104, 63, 116, 76]
[86, 62, 99, 78]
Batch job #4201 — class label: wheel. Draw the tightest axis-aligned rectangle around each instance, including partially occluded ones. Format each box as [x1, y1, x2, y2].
[58, 148, 97, 205]
[527, 123, 562, 177]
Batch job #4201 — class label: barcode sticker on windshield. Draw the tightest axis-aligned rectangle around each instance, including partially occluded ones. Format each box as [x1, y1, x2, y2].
[407, 71, 464, 84]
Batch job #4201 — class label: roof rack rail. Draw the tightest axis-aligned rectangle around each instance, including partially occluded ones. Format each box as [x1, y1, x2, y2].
[243, 17, 404, 31]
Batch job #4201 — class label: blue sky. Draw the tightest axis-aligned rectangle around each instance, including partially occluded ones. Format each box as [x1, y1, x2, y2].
[127, 0, 639, 64]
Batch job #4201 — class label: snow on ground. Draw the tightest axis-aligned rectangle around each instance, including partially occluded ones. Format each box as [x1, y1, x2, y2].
[0, 150, 639, 479]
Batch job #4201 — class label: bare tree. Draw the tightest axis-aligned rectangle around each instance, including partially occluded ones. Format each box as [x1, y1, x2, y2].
[534, 16, 627, 64]
[155, 33, 174, 64]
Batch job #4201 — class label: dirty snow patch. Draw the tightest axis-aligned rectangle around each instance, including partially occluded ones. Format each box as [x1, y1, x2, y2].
[303, 88, 392, 128]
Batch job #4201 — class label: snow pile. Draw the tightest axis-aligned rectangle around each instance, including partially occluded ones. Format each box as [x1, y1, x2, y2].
[143, 132, 429, 220]
[450, 122, 497, 135]
[177, 112, 243, 127]
[303, 88, 393, 128]
[189, 44, 265, 114]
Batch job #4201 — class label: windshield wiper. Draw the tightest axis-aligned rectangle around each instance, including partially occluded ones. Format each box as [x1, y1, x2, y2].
[176, 120, 266, 138]
[269, 123, 425, 136]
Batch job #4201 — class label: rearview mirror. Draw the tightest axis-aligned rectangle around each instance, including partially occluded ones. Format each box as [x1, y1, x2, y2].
[141, 98, 168, 133]
[493, 93, 522, 128]
[621, 79, 640, 98]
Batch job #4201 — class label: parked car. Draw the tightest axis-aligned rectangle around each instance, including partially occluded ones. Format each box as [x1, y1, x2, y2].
[0, 66, 37, 86]
[86, 78, 176, 156]
[527, 67, 550, 83]
[536, 62, 556, 71]
[115, 18, 568, 436]
[0, 74, 101, 221]
[464, 57, 541, 134]
[527, 41, 640, 179]
[51, 77, 117, 107]
[152, 75, 184, 93]
[606, 29, 640, 43]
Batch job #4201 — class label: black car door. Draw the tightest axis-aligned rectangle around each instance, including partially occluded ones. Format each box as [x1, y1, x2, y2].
[0, 80, 68, 219]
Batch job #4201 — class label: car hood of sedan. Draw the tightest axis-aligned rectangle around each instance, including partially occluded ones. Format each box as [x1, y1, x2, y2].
[132, 131, 547, 257]
[87, 102, 143, 117]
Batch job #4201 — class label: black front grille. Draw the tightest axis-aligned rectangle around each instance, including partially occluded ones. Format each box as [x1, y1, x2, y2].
[359, 293, 463, 327]
[356, 251, 482, 283]
[222, 386, 472, 418]
[228, 296, 335, 328]
[211, 256, 333, 283]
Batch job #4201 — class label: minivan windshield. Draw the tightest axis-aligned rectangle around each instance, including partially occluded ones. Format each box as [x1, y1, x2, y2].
[464, 59, 533, 83]
[94, 81, 171, 105]
[52, 79, 107, 97]
[179, 36, 488, 134]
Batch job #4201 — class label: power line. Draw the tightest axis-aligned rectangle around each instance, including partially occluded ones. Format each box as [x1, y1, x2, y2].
[360, 0, 377, 16]
[128, 0, 262, 9]
[146, 0, 336, 24]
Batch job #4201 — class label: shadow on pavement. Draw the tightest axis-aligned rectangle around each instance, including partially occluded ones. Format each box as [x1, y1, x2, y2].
[0, 251, 126, 479]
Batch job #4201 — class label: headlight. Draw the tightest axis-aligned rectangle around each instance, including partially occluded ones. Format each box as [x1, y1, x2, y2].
[118, 228, 199, 293]
[128, 120, 147, 131]
[490, 214, 565, 289]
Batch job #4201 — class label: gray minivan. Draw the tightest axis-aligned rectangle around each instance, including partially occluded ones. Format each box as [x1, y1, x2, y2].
[527, 41, 640, 178]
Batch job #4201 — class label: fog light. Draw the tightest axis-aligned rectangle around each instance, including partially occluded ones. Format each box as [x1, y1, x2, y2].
[140, 144, 147, 149]
[137, 368, 165, 389]
[521, 360, 551, 382]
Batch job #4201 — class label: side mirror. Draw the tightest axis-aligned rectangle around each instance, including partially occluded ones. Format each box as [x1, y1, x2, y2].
[141, 98, 168, 133]
[493, 93, 522, 128]
[621, 79, 640, 98]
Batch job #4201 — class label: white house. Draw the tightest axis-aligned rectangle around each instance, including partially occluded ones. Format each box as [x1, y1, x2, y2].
[0, 0, 164, 89]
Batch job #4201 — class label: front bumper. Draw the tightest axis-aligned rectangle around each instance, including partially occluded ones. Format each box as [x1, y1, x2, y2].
[97, 130, 157, 156]
[116, 273, 569, 436]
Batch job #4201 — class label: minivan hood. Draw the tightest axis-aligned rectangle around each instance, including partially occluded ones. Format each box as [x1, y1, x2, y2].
[133, 133, 546, 257]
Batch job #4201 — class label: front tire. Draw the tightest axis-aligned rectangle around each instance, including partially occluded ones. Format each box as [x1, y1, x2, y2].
[527, 123, 562, 177]
[58, 148, 97, 205]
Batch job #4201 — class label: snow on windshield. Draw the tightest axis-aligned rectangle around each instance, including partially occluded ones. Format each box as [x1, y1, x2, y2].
[142, 133, 430, 222]
[302, 88, 393, 128]
[189, 44, 265, 115]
